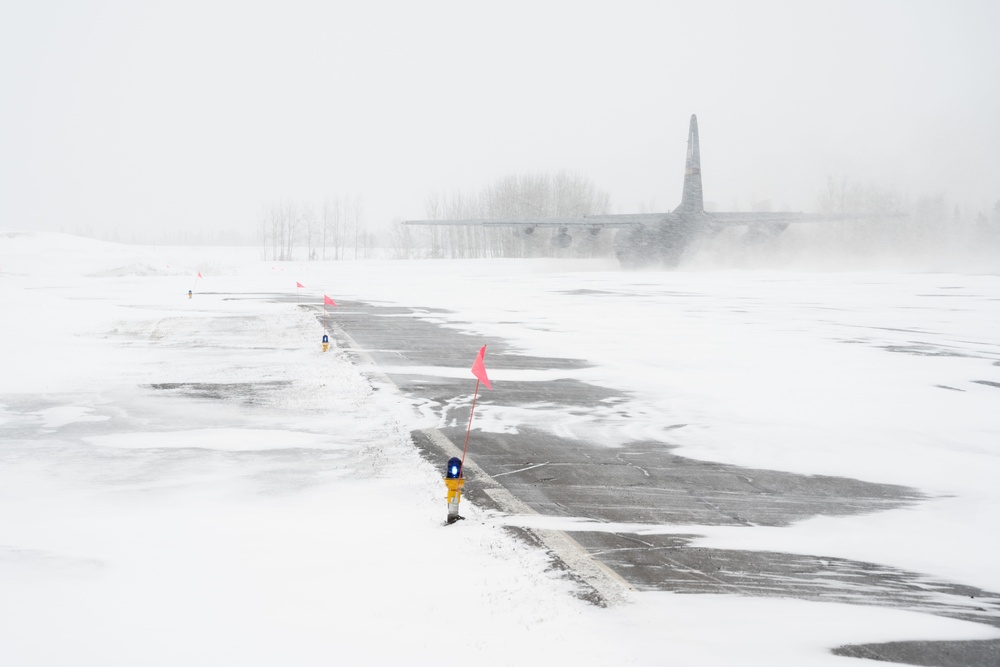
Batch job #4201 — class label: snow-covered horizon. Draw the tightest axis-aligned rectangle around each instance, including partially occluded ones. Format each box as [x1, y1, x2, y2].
[2, 231, 998, 665]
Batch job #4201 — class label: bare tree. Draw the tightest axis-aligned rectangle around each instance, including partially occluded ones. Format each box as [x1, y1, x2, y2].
[258, 204, 269, 260]
[283, 200, 298, 261]
[327, 195, 345, 260]
[321, 198, 332, 260]
[351, 195, 365, 260]
[302, 202, 316, 260]
[416, 171, 612, 259]
[389, 217, 415, 259]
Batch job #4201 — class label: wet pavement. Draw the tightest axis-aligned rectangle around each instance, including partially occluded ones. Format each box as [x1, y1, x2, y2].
[319, 298, 1000, 665]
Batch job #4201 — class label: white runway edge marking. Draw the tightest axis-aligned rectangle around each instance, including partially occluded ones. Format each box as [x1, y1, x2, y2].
[492, 461, 550, 477]
[328, 316, 634, 607]
[421, 427, 634, 607]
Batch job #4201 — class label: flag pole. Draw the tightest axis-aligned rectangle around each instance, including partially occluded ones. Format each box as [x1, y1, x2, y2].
[461, 378, 481, 471]
[462, 344, 491, 474]
[322, 295, 336, 333]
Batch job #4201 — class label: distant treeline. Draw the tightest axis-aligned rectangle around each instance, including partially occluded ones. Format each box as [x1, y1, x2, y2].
[694, 177, 1000, 269]
[71, 227, 254, 246]
[389, 172, 1000, 267]
[388, 171, 613, 260]
[69, 170, 1000, 269]
[258, 195, 374, 262]
[257, 171, 615, 262]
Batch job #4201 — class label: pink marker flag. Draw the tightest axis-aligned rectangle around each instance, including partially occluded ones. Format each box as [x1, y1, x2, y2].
[296, 282, 305, 288]
[471, 345, 492, 390]
[197, 271, 202, 278]
[323, 295, 337, 306]
[461, 344, 492, 467]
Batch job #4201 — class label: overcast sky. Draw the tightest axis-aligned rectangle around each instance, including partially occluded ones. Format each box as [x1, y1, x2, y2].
[2, 0, 999, 241]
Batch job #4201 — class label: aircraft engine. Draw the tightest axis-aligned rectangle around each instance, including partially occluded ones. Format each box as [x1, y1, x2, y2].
[551, 228, 573, 248]
[743, 221, 789, 245]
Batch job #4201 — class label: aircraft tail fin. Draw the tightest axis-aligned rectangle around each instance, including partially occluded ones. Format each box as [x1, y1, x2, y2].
[676, 114, 704, 213]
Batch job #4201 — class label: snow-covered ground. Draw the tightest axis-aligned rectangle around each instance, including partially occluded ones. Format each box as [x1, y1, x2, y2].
[2, 232, 998, 666]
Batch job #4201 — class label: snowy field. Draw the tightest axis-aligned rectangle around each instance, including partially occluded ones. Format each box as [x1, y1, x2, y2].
[2, 232, 999, 666]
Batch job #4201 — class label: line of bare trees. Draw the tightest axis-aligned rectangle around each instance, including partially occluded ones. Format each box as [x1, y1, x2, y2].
[259, 196, 375, 261]
[256, 174, 999, 269]
[811, 176, 1000, 264]
[696, 175, 1000, 268]
[389, 171, 613, 260]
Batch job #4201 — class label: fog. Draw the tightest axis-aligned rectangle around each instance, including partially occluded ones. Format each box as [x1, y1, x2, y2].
[2, 1, 999, 246]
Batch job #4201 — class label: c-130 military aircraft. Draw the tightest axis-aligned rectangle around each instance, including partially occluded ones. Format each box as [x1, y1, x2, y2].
[404, 115, 851, 268]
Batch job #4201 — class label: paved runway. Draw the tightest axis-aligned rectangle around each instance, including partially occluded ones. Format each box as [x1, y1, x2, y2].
[322, 298, 1000, 666]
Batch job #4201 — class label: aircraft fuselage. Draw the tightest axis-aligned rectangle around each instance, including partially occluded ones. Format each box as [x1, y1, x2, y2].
[613, 213, 705, 268]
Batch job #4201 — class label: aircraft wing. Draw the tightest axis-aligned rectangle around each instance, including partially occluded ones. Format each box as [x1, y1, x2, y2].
[402, 213, 662, 228]
[704, 211, 904, 226]
[704, 212, 844, 226]
[579, 213, 669, 227]
[402, 218, 585, 228]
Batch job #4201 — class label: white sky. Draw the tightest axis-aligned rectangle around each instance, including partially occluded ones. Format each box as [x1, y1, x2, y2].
[2, 0, 999, 240]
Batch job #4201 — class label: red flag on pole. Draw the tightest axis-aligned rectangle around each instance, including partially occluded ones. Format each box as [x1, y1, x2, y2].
[461, 345, 492, 468]
[296, 282, 304, 288]
[197, 271, 202, 278]
[471, 345, 491, 390]
[323, 295, 336, 306]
